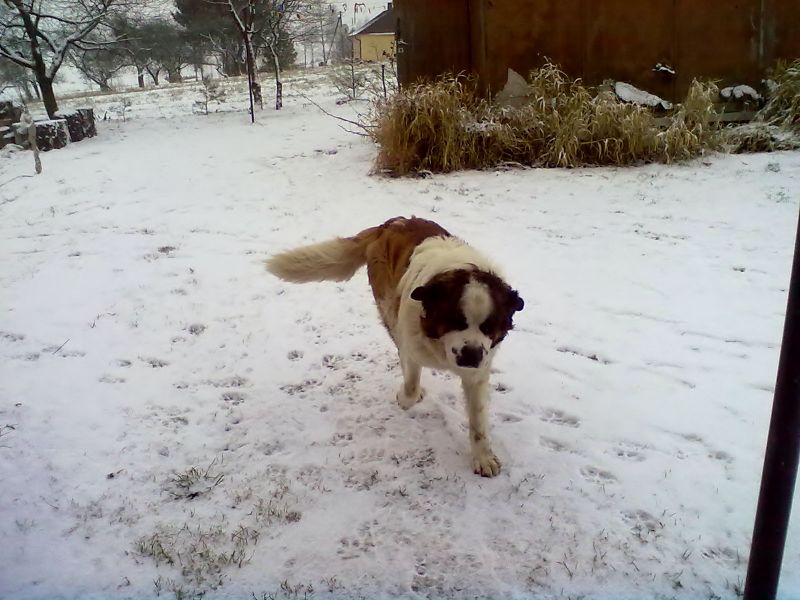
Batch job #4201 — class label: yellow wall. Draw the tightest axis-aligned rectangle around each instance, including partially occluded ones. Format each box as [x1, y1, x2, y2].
[354, 34, 395, 62]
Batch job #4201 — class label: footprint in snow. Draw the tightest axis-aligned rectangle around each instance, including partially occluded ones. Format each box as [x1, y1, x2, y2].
[539, 407, 580, 427]
[322, 354, 345, 370]
[497, 413, 524, 423]
[611, 441, 648, 462]
[621, 509, 662, 532]
[1, 331, 25, 342]
[556, 345, 613, 364]
[141, 357, 169, 368]
[221, 391, 245, 405]
[209, 375, 248, 388]
[187, 323, 206, 336]
[702, 546, 742, 565]
[708, 449, 734, 464]
[539, 436, 575, 453]
[280, 379, 320, 396]
[580, 465, 618, 484]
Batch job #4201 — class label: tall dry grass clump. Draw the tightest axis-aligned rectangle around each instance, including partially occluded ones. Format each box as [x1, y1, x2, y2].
[499, 64, 664, 167]
[757, 59, 800, 132]
[370, 75, 504, 173]
[660, 80, 721, 161]
[371, 63, 721, 175]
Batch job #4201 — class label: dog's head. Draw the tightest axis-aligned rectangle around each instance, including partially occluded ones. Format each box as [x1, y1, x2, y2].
[411, 269, 524, 370]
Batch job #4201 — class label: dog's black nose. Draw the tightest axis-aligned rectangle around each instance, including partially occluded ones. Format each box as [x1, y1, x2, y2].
[456, 345, 484, 368]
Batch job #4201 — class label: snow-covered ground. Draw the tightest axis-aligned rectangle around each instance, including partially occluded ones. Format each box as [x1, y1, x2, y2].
[1, 74, 799, 600]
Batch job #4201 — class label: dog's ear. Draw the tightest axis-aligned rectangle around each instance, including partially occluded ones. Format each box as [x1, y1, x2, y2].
[509, 289, 524, 312]
[410, 285, 429, 302]
[411, 282, 443, 304]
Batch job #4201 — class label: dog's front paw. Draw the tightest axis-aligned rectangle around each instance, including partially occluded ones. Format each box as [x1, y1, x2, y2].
[473, 450, 501, 477]
[396, 386, 424, 410]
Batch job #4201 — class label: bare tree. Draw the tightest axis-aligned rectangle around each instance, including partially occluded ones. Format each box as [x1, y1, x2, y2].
[0, 55, 39, 99]
[213, 0, 259, 121]
[69, 44, 127, 91]
[0, 0, 130, 117]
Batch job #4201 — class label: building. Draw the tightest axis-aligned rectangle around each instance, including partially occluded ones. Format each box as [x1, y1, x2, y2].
[351, 3, 395, 62]
[394, 0, 800, 102]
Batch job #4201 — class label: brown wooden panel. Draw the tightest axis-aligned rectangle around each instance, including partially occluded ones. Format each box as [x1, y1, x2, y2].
[583, 0, 675, 101]
[675, 0, 762, 97]
[479, 0, 584, 93]
[397, 0, 799, 101]
[768, 0, 800, 65]
[395, 0, 471, 87]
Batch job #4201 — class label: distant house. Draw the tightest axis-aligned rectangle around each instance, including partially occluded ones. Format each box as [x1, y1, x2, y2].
[351, 3, 395, 62]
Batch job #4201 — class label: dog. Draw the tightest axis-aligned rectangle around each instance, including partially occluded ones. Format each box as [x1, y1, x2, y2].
[265, 216, 524, 476]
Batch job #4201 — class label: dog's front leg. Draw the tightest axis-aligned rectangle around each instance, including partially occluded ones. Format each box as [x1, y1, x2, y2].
[396, 355, 423, 409]
[461, 373, 501, 477]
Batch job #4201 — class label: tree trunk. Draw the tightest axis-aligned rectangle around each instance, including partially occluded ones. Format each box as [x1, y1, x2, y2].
[136, 65, 145, 88]
[244, 36, 256, 123]
[37, 75, 58, 119]
[320, 18, 328, 65]
[269, 42, 282, 110]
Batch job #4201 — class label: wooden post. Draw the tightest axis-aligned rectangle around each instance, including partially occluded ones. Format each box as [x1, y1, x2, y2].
[744, 208, 800, 599]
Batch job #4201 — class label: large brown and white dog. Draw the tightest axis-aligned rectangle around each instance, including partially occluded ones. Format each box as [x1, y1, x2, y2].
[265, 217, 524, 477]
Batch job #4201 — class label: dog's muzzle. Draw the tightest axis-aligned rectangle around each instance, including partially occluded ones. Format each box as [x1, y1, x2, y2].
[455, 344, 485, 368]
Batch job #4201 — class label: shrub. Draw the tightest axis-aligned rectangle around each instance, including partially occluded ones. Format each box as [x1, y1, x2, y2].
[371, 64, 722, 175]
[757, 59, 800, 132]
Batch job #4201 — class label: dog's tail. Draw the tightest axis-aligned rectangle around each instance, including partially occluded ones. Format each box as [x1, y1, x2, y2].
[265, 225, 382, 283]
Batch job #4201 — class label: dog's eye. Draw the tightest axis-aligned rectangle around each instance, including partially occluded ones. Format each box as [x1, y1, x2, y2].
[450, 316, 468, 332]
[480, 320, 494, 336]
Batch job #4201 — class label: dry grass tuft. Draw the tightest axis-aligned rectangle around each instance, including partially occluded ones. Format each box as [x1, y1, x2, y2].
[371, 74, 497, 174]
[722, 122, 800, 154]
[371, 64, 721, 175]
[758, 59, 800, 132]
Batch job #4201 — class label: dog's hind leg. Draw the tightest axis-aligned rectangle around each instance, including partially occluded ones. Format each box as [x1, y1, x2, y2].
[462, 373, 501, 477]
[396, 356, 423, 409]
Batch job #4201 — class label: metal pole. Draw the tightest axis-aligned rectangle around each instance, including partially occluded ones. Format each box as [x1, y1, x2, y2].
[744, 206, 800, 600]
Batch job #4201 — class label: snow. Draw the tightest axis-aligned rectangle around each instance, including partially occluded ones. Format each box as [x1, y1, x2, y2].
[652, 63, 677, 76]
[721, 85, 762, 102]
[1, 73, 800, 600]
[614, 81, 673, 110]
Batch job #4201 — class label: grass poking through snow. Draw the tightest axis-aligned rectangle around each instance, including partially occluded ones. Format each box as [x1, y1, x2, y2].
[136, 467, 304, 598]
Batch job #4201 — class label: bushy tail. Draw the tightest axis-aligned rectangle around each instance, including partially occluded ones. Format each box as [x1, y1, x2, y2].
[265, 225, 381, 283]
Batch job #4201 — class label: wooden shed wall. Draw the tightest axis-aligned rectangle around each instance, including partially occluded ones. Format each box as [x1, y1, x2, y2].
[395, 0, 800, 101]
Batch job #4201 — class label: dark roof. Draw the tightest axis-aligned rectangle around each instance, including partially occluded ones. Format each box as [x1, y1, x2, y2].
[351, 5, 393, 36]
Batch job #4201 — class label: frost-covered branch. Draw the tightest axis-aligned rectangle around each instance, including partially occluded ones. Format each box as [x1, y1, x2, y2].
[0, 0, 126, 116]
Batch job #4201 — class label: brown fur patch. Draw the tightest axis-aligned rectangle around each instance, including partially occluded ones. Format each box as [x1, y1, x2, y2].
[364, 217, 451, 333]
[411, 269, 471, 339]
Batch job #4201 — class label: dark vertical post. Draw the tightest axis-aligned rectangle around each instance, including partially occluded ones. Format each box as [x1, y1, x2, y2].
[744, 207, 800, 600]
